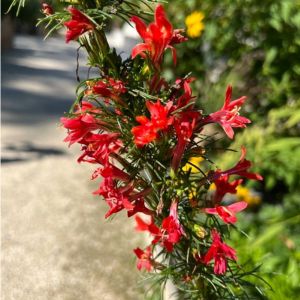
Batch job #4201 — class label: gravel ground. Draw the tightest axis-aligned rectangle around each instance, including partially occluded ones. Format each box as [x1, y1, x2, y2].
[2, 35, 146, 300]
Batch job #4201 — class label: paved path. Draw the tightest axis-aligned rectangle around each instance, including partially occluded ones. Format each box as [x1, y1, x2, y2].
[2, 35, 145, 300]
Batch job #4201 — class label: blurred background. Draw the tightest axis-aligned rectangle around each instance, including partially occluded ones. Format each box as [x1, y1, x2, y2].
[2, 0, 300, 299]
[164, 1, 300, 299]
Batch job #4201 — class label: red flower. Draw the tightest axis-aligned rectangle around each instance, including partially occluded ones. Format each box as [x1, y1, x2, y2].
[135, 215, 160, 235]
[214, 146, 263, 181]
[131, 100, 173, 147]
[135, 202, 184, 252]
[212, 175, 243, 203]
[131, 5, 186, 67]
[92, 163, 131, 181]
[92, 78, 127, 105]
[203, 229, 237, 275]
[171, 111, 200, 170]
[131, 120, 157, 147]
[159, 201, 185, 251]
[42, 3, 53, 15]
[93, 178, 152, 218]
[204, 85, 251, 139]
[172, 77, 195, 109]
[133, 246, 153, 271]
[61, 114, 100, 146]
[204, 201, 248, 224]
[146, 100, 174, 130]
[127, 197, 153, 218]
[77, 133, 122, 165]
[64, 8, 94, 43]
[61, 101, 105, 146]
[93, 178, 132, 218]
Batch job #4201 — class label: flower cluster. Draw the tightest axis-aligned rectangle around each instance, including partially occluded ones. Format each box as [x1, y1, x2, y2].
[53, 2, 263, 298]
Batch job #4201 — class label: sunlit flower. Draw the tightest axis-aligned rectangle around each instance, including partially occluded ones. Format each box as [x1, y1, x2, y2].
[172, 111, 200, 170]
[203, 229, 237, 275]
[185, 11, 205, 38]
[203, 86, 251, 139]
[131, 100, 174, 147]
[134, 246, 153, 271]
[212, 146, 263, 181]
[64, 8, 94, 43]
[204, 201, 248, 224]
[131, 5, 186, 67]
[210, 174, 243, 203]
[135, 202, 184, 252]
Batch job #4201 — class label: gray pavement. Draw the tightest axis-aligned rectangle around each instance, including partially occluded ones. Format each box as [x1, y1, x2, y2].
[2, 35, 145, 300]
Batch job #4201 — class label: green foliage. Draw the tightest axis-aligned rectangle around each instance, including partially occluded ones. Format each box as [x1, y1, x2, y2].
[217, 103, 300, 193]
[2, 0, 40, 23]
[164, 0, 300, 297]
[166, 0, 300, 115]
[231, 193, 300, 300]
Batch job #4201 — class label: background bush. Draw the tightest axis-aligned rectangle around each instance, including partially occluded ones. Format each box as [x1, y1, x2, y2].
[165, 0, 300, 298]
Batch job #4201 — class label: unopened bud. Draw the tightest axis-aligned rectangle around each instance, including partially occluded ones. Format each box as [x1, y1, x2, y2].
[42, 3, 54, 16]
[193, 224, 207, 238]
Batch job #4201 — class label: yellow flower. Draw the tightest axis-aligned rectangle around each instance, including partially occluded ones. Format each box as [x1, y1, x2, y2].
[185, 11, 205, 38]
[236, 186, 262, 206]
[209, 183, 216, 191]
[182, 156, 204, 173]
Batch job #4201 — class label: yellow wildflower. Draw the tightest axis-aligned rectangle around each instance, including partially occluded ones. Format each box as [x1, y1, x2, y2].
[236, 186, 262, 206]
[209, 183, 216, 191]
[182, 156, 204, 173]
[185, 11, 205, 38]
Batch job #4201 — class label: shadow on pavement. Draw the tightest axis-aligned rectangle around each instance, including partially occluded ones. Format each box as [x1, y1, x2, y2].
[1, 35, 81, 125]
[2, 142, 66, 164]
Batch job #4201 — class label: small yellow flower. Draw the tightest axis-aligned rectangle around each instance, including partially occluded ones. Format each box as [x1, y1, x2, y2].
[185, 11, 205, 38]
[209, 183, 216, 191]
[236, 186, 262, 206]
[182, 156, 204, 173]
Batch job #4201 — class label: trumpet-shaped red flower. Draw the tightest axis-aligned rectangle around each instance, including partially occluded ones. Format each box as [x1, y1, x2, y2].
[135, 202, 184, 252]
[131, 120, 157, 147]
[127, 197, 152, 218]
[131, 100, 173, 147]
[171, 111, 200, 170]
[213, 146, 263, 181]
[61, 115, 100, 146]
[61, 101, 105, 146]
[146, 100, 174, 130]
[204, 86, 251, 139]
[212, 175, 243, 203]
[92, 163, 131, 181]
[131, 5, 186, 67]
[203, 229, 237, 274]
[94, 178, 134, 218]
[77, 133, 122, 165]
[64, 8, 94, 43]
[204, 201, 248, 224]
[94, 179, 151, 218]
[42, 3, 53, 15]
[135, 215, 160, 236]
[134, 246, 153, 271]
[92, 78, 127, 104]
[172, 77, 195, 109]
[159, 201, 185, 251]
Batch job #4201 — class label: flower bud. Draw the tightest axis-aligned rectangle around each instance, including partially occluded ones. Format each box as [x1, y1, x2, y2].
[42, 3, 54, 16]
